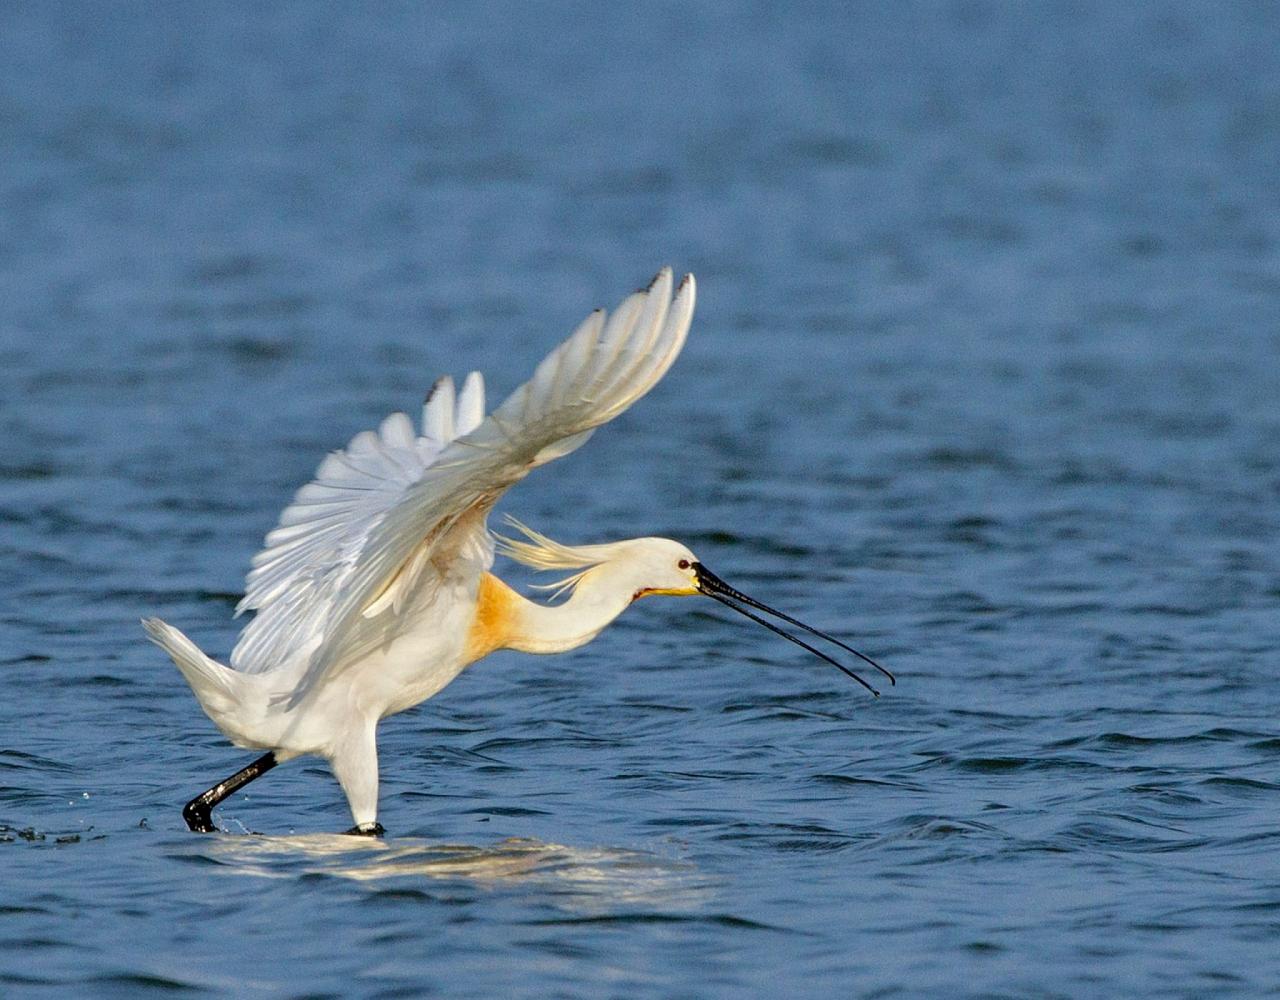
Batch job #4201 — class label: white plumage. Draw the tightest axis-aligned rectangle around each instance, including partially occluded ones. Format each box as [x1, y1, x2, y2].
[229, 370, 488, 676]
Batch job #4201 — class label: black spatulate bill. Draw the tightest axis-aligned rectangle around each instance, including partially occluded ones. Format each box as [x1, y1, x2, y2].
[692, 562, 894, 697]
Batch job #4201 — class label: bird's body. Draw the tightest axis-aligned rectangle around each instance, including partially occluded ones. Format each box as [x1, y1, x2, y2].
[145, 267, 890, 835]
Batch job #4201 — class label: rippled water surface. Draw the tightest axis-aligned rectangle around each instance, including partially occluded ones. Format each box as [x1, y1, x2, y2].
[4, 3, 1280, 997]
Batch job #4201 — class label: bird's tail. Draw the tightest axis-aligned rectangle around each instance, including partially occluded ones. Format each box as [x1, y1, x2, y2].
[142, 618, 245, 729]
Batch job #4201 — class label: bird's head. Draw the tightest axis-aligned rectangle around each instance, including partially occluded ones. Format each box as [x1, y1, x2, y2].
[496, 518, 893, 696]
[625, 537, 701, 600]
[624, 538, 895, 697]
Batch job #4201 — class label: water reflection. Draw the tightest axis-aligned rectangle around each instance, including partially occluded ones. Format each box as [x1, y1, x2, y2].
[190, 834, 714, 912]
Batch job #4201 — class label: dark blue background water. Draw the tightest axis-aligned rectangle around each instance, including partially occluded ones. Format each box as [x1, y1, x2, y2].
[3, 3, 1280, 996]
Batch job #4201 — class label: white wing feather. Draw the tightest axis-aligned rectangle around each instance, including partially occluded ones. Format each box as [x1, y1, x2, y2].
[230, 373, 487, 672]
[230, 268, 696, 704]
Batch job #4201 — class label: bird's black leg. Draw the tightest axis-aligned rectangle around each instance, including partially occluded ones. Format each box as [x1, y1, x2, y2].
[183, 751, 278, 833]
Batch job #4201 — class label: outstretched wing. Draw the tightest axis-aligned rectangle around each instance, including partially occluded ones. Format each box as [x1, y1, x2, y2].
[233, 267, 696, 704]
[231, 372, 486, 673]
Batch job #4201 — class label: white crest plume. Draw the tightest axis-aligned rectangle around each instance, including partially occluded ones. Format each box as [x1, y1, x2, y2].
[493, 515, 618, 601]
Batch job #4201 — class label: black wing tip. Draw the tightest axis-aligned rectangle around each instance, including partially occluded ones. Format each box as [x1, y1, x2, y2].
[641, 266, 676, 295]
[424, 374, 453, 405]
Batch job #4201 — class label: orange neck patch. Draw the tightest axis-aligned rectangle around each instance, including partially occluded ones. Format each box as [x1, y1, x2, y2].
[463, 572, 523, 664]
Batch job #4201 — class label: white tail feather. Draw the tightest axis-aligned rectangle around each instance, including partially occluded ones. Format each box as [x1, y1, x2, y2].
[142, 618, 244, 726]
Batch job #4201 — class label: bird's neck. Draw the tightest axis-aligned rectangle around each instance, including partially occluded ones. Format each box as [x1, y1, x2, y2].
[465, 571, 633, 660]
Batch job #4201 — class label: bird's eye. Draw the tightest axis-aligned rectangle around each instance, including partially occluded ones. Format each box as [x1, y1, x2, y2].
[678, 559, 691, 570]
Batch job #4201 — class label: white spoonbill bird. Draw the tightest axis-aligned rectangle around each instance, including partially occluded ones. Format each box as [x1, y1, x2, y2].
[143, 268, 892, 835]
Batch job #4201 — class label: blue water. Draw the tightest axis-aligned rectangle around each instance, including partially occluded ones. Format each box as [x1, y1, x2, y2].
[4, 3, 1280, 996]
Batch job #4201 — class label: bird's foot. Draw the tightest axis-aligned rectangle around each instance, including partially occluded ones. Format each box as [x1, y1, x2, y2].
[344, 822, 385, 837]
[183, 800, 216, 834]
